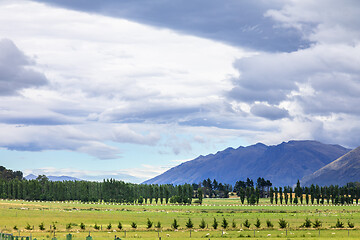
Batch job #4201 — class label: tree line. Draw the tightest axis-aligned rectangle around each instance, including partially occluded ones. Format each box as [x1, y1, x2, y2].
[0, 176, 235, 204]
[0, 176, 195, 204]
[3, 165, 359, 205]
[269, 180, 360, 205]
[0, 166, 271, 204]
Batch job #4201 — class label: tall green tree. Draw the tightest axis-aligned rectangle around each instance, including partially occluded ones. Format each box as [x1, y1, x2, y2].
[274, 187, 278, 204]
[197, 188, 203, 204]
[269, 187, 274, 204]
[284, 187, 289, 205]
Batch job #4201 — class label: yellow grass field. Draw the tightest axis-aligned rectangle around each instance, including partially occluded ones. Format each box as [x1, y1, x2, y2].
[1, 198, 359, 239]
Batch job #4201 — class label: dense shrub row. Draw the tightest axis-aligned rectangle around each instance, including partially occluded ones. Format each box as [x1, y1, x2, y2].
[10, 218, 355, 231]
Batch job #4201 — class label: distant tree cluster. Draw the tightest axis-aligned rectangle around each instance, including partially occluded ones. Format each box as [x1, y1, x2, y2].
[193, 178, 232, 199]
[233, 177, 272, 205]
[270, 180, 360, 205]
[0, 166, 23, 181]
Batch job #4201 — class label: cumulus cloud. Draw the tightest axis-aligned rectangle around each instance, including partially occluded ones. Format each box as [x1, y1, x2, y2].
[0, 38, 48, 95]
[226, 0, 360, 147]
[229, 43, 360, 111]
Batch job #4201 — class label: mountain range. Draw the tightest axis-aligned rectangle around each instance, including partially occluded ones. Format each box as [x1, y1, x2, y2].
[144, 140, 351, 186]
[25, 174, 81, 182]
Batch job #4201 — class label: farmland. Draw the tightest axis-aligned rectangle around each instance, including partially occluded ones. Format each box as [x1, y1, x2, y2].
[0, 198, 360, 240]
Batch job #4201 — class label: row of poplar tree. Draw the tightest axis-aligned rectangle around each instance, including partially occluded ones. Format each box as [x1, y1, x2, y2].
[0, 177, 194, 204]
[0, 166, 234, 204]
[269, 181, 360, 205]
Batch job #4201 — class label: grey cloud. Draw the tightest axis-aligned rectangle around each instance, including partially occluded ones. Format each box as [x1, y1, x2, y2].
[178, 113, 278, 132]
[227, 0, 360, 107]
[295, 92, 360, 116]
[179, 117, 242, 130]
[227, 49, 314, 104]
[266, 0, 360, 44]
[1, 116, 74, 125]
[228, 42, 360, 115]
[0, 97, 82, 126]
[228, 86, 288, 104]
[98, 100, 251, 130]
[33, 0, 308, 52]
[2, 132, 120, 159]
[6, 142, 120, 160]
[97, 100, 230, 125]
[250, 104, 289, 120]
[0, 39, 48, 95]
[0, 110, 79, 125]
[319, 126, 360, 149]
[100, 105, 201, 124]
[0, 124, 163, 159]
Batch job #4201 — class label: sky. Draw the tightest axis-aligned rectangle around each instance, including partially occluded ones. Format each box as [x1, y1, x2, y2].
[0, 0, 360, 183]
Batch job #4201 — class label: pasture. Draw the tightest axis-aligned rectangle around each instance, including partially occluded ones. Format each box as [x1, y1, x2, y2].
[0, 198, 359, 239]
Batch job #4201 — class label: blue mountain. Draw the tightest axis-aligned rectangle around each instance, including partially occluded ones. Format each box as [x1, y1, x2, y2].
[302, 146, 360, 186]
[25, 174, 81, 181]
[144, 140, 350, 186]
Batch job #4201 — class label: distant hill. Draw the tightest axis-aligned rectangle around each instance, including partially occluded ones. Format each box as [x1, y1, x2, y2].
[25, 174, 81, 181]
[302, 146, 360, 186]
[144, 140, 350, 186]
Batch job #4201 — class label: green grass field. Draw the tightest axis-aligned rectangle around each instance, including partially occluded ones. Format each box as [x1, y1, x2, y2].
[1, 198, 359, 239]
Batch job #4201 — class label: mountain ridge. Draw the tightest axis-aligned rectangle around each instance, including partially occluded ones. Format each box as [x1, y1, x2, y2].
[302, 146, 360, 186]
[144, 140, 350, 186]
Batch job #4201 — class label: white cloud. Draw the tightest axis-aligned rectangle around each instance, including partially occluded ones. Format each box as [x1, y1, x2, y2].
[0, 1, 244, 99]
[0, 0, 250, 157]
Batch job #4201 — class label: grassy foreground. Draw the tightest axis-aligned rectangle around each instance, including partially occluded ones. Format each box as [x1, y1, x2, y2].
[0, 198, 359, 239]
